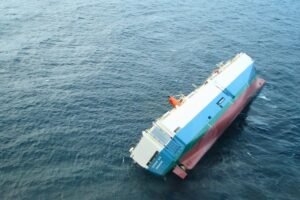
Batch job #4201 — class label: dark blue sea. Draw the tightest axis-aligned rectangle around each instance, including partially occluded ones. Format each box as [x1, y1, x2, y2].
[1, 0, 299, 199]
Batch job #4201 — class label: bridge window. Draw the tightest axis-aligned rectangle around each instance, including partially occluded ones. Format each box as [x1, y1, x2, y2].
[149, 126, 171, 145]
[146, 151, 158, 166]
[174, 127, 180, 133]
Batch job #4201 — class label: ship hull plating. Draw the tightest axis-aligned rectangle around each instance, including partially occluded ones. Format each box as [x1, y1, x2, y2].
[173, 78, 265, 178]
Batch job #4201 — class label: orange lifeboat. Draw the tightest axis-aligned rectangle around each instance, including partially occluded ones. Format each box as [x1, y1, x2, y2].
[168, 96, 182, 108]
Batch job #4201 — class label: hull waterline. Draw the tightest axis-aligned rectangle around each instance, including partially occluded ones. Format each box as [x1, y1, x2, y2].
[129, 53, 266, 179]
[173, 78, 265, 178]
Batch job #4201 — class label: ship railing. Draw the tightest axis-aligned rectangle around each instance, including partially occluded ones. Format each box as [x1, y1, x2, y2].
[154, 53, 245, 123]
[206, 53, 244, 82]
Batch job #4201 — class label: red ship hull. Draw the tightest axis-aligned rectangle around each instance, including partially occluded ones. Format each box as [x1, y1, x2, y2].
[173, 78, 265, 179]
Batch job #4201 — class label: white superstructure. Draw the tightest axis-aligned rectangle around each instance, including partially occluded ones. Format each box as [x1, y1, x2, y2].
[130, 53, 254, 170]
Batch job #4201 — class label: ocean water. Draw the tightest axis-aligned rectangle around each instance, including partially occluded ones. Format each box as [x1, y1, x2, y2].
[0, 0, 299, 199]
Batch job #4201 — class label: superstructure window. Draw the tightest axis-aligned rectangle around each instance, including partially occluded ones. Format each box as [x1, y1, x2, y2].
[149, 126, 171, 145]
[174, 127, 180, 133]
[146, 151, 158, 166]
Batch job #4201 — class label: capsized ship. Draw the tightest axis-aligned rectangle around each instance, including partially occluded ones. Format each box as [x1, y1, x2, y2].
[129, 53, 265, 179]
